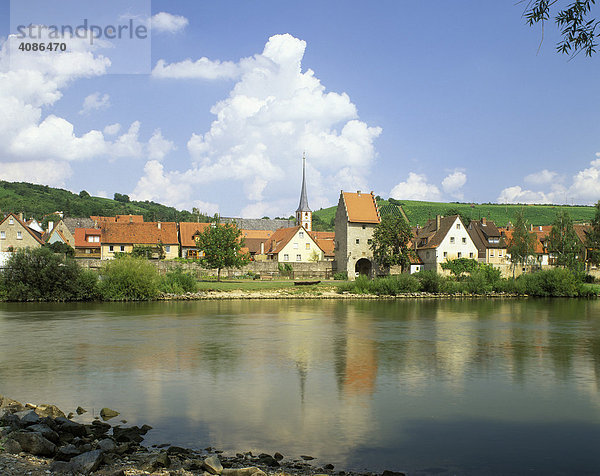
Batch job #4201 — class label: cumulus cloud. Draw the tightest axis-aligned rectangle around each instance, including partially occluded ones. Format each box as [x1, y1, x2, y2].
[103, 123, 121, 136]
[151, 12, 189, 33]
[498, 155, 600, 204]
[79, 92, 110, 115]
[147, 129, 175, 161]
[152, 58, 240, 80]
[441, 170, 467, 200]
[0, 160, 72, 187]
[137, 33, 382, 215]
[390, 172, 442, 201]
[524, 169, 559, 185]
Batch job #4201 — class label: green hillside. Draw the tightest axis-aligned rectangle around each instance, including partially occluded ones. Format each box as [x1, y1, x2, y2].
[0, 181, 208, 222]
[312, 198, 596, 231]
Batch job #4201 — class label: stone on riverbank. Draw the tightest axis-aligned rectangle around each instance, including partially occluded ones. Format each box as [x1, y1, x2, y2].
[34, 404, 66, 419]
[100, 407, 119, 420]
[204, 455, 224, 474]
[76, 406, 87, 415]
[69, 449, 103, 474]
[1, 438, 22, 454]
[8, 430, 56, 456]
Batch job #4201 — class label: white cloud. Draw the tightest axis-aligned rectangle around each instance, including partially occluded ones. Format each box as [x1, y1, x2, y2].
[152, 58, 240, 80]
[151, 12, 189, 34]
[79, 92, 110, 115]
[139, 33, 382, 215]
[147, 129, 175, 161]
[524, 169, 559, 185]
[441, 171, 467, 200]
[103, 123, 121, 136]
[390, 172, 442, 201]
[498, 155, 600, 205]
[0, 160, 72, 187]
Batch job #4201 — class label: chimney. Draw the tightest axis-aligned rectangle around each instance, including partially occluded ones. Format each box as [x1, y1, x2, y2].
[48, 221, 54, 232]
[530, 224, 533, 231]
[129, 216, 133, 223]
[482, 217, 487, 225]
[157, 222, 161, 230]
[357, 190, 361, 197]
[260, 242, 264, 254]
[436, 215, 441, 230]
[18, 212, 24, 221]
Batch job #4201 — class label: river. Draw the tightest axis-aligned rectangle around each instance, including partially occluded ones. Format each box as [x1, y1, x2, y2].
[1, 299, 599, 474]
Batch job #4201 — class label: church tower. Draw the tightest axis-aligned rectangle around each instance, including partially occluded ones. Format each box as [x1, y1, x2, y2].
[296, 154, 312, 231]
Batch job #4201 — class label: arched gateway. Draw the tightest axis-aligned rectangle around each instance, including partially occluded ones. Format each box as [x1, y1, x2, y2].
[355, 258, 372, 277]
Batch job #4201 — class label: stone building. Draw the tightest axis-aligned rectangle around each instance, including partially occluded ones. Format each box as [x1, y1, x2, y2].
[334, 191, 381, 279]
[0, 213, 44, 251]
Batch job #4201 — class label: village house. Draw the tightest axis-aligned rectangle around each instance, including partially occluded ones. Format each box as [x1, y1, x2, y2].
[309, 231, 335, 261]
[0, 213, 44, 251]
[100, 221, 179, 259]
[265, 225, 325, 262]
[74, 228, 102, 259]
[46, 219, 74, 247]
[414, 215, 479, 272]
[334, 191, 381, 279]
[179, 222, 211, 259]
[467, 217, 507, 265]
[241, 229, 274, 261]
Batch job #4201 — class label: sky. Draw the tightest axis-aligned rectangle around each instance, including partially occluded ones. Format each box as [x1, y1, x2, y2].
[0, 0, 599, 218]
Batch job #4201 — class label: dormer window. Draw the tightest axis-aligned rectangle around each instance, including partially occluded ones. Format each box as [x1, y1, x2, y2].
[8, 218, 13, 225]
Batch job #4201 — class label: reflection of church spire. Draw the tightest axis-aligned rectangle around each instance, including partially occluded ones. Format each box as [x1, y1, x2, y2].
[296, 359, 308, 405]
[295, 153, 312, 231]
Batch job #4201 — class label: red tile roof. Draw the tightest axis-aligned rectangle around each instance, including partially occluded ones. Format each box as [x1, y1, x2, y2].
[74, 228, 101, 248]
[101, 222, 178, 245]
[179, 222, 211, 248]
[342, 192, 380, 224]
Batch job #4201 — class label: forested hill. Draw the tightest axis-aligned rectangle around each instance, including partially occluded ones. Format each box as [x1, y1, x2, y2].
[0, 181, 207, 222]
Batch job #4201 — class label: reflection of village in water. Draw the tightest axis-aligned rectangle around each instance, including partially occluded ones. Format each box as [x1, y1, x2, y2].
[1, 300, 600, 470]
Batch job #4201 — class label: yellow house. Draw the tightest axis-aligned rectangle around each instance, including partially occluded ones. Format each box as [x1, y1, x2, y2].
[266, 226, 324, 262]
[0, 213, 45, 251]
[100, 221, 179, 259]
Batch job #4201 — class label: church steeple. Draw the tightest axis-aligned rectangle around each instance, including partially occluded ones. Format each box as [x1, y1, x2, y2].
[295, 153, 312, 231]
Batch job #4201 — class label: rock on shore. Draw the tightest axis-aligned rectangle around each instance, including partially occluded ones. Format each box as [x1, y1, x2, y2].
[0, 395, 405, 475]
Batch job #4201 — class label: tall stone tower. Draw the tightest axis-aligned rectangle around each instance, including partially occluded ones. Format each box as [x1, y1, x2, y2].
[296, 154, 312, 231]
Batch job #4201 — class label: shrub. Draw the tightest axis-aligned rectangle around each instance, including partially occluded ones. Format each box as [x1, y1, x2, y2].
[159, 267, 198, 294]
[415, 270, 445, 293]
[0, 247, 97, 301]
[516, 268, 580, 297]
[333, 272, 348, 280]
[278, 263, 293, 278]
[99, 256, 160, 301]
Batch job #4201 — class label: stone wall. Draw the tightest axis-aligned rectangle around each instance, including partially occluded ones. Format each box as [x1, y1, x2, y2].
[76, 258, 334, 279]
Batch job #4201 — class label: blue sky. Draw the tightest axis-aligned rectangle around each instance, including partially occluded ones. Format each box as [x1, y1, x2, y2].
[1, 1, 599, 217]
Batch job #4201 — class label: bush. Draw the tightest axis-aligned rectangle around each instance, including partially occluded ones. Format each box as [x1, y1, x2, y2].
[415, 270, 445, 293]
[337, 274, 420, 295]
[0, 247, 98, 301]
[333, 272, 348, 280]
[516, 268, 580, 297]
[278, 263, 293, 278]
[99, 256, 160, 301]
[159, 267, 198, 294]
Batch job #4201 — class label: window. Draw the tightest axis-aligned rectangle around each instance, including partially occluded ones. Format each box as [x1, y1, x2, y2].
[305, 243, 310, 250]
[443, 251, 448, 258]
[16, 231, 22, 240]
[284, 254, 289, 261]
[8, 218, 13, 225]
[109, 245, 114, 252]
[296, 254, 301, 261]
[458, 252, 462, 258]
[462, 237, 466, 244]
[499, 250, 503, 257]
[450, 237, 455, 244]
[305, 212, 309, 218]
[356, 239, 360, 245]
[362, 225, 366, 230]
[120, 246, 125, 252]
[293, 242, 298, 249]
[299, 231, 304, 238]
[426, 251, 430, 258]
[456, 224, 460, 229]
[367, 239, 372, 245]
[0, 231, 4, 239]
[469, 252, 474, 258]
[490, 250, 494, 257]
[165, 245, 171, 253]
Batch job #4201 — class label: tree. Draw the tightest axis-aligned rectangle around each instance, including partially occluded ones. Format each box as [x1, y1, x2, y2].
[548, 209, 583, 269]
[507, 209, 537, 277]
[444, 208, 472, 227]
[370, 214, 413, 271]
[524, 0, 599, 57]
[440, 258, 479, 278]
[585, 200, 600, 267]
[79, 190, 90, 198]
[114, 193, 130, 203]
[195, 220, 250, 281]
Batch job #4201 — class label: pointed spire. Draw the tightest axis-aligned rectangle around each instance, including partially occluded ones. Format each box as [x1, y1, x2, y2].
[296, 153, 311, 213]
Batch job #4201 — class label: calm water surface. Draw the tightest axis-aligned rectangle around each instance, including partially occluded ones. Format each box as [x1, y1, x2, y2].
[1, 299, 600, 475]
